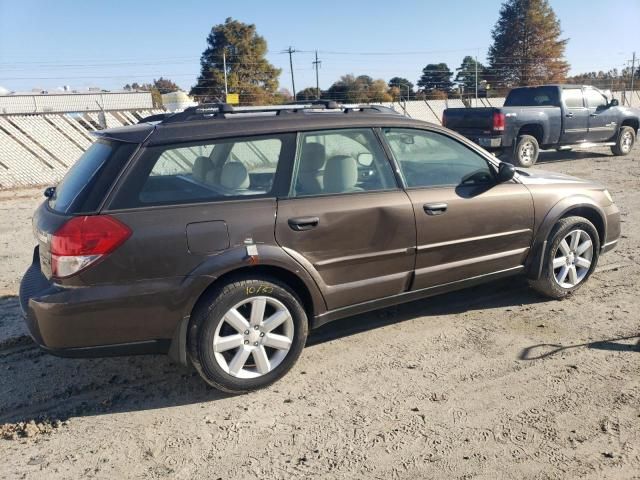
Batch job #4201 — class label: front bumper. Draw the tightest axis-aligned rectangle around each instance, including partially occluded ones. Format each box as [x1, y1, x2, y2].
[19, 247, 194, 354]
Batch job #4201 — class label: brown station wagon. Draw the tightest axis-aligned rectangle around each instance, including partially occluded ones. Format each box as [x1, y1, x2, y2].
[20, 102, 621, 392]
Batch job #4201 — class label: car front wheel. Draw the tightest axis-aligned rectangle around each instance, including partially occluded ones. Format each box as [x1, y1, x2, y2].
[529, 216, 600, 299]
[188, 277, 308, 393]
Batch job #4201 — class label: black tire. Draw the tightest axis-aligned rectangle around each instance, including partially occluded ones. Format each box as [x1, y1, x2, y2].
[188, 276, 308, 393]
[510, 134, 540, 167]
[529, 216, 600, 299]
[611, 126, 635, 156]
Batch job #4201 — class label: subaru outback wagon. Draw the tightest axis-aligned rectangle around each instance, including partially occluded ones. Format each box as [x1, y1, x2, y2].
[21, 102, 621, 392]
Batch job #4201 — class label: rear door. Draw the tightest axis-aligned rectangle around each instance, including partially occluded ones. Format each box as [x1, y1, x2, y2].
[275, 128, 416, 310]
[584, 88, 618, 142]
[560, 88, 589, 143]
[381, 127, 534, 290]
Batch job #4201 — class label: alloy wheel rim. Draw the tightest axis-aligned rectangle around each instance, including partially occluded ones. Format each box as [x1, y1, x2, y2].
[519, 141, 534, 164]
[621, 131, 633, 152]
[213, 296, 294, 379]
[552, 229, 593, 288]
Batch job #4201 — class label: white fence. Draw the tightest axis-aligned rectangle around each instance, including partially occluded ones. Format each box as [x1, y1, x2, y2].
[0, 110, 163, 189]
[0, 92, 153, 114]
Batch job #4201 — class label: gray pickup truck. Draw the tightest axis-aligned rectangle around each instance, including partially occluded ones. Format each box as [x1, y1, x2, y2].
[443, 85, 639, 167]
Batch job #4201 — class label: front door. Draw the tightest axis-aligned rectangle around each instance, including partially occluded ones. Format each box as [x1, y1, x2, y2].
[381, 127, 534, 290]
[561, 87, 589, 143]
[276, 128, 416, 310]
[584, 88, 618, 142]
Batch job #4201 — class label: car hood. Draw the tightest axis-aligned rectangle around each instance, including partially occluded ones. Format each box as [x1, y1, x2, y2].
[515, 169, 600, 187]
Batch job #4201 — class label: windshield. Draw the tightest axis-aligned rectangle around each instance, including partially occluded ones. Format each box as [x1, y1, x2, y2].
[49, 139, 136, 214]
[504, 87, 560, 107]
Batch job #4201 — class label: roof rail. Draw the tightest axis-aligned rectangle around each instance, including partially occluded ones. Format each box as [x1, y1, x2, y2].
[161, 100, 399, 124]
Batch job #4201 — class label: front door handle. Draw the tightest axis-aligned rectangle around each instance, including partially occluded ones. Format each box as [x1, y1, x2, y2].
[590, 113, 598, 117]
[565, 112, 574, 118]
[423, 203, 448, 215]
[288, 216, 320, 231]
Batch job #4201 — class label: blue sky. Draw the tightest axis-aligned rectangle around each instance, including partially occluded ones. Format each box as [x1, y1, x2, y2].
[0, 0, 638, 93]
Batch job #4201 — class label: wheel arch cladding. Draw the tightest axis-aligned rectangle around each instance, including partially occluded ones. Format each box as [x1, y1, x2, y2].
[188, 264, 318, 327]
[621, 118, 639, 133]
[518, 124, 544, 144]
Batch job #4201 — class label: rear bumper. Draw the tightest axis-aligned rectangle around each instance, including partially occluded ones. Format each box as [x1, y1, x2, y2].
[460, 134, 503, 149]
[20, 247, 195, 354]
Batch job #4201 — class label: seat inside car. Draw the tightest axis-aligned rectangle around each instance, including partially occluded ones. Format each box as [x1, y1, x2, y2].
[323, 155, 362, 194]
[297, 142, 326, 195]
[192, 156, 214, 183]
[215, 161, 250, 194]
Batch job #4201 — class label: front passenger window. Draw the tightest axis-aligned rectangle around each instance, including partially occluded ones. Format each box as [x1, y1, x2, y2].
[382, 128, 495, 188]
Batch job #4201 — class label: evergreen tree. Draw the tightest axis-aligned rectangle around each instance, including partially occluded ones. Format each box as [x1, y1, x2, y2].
[417, 63, 453, 93]
[455, 56, 488, 92]
[488, 0, 569, 87]
[190, 18, 281, 105]
[388, 77, 414, 99]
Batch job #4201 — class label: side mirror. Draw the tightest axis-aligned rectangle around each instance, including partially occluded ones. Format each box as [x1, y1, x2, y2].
[43, 186, 56, 198]
[609, 98, 619, 107]
[497, 162, 516, 182]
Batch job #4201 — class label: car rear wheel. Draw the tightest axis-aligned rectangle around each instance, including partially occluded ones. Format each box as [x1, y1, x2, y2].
[188, 277, 308, 393]
[529, 216, 600, 299]
[511, 135, 539, 167]
[611, 126, 635, 156]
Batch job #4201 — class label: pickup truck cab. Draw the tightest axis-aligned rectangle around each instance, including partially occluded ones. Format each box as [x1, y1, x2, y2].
[443, 85, 639, 167]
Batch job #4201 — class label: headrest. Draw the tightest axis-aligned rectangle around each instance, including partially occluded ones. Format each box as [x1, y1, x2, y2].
[323, 155, 358, 193]
[220, 162, 249, 190]
[192, 156, 212, 181]
[299, 142, 326, 172]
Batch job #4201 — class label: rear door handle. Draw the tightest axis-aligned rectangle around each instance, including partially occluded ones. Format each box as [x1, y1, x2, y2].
[423, 203, 448, 215]
[288, 216, 319, 231]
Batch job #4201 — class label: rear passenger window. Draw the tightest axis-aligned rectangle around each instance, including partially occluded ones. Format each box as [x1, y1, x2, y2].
[110, 134, 295, 208]
[562, 89, 584, 109]
[291, 128, 397, 197]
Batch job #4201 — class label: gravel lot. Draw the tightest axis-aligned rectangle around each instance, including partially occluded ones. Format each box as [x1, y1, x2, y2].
[1, 147, 639, 479]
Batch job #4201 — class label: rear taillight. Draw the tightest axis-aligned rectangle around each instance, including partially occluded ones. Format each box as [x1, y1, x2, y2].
[492, 112, 505, 132]
[50, 215, 131, 278]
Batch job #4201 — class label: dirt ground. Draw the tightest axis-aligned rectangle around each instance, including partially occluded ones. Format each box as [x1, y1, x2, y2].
[0, 147, 638, 480]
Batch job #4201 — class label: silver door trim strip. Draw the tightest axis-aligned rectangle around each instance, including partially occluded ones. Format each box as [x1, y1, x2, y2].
[416, 228, 531, 252]
[314, 247, 413, 268]
[415, 247, 529, 276]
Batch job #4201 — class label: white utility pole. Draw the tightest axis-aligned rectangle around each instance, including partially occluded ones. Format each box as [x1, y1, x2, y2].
[222, 49, 228, 97]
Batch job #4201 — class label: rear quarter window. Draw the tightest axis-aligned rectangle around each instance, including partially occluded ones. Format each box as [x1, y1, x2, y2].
[49, 139, 136, 214]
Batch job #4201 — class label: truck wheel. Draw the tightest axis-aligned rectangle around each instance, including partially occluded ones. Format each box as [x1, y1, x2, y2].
[512, 135, 539, 167]
[188, 277, 308, 393]
[611, 126, 635, 156]
[529, 216, 600, 299]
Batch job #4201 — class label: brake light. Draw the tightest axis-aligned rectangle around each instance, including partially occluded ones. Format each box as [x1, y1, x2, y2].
[50, 215, 131, 278]
[493, 112, 505, 132]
